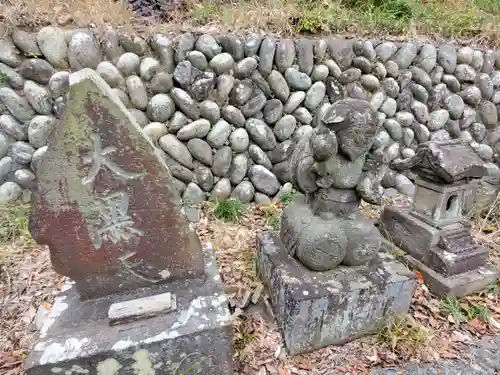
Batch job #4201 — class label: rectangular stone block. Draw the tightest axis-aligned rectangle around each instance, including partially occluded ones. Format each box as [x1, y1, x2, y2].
[25, 246, 234, 375]
[256, 231, 417, 356]
[379, 206, 441, 261]
[404, 255, 499, 297]
[429, 245, 489, 276]
[107, 292, 177, 325]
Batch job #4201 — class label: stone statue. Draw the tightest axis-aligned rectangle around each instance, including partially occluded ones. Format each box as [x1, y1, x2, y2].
[257, 99, 416, 356]
[282, 98, 387, 271]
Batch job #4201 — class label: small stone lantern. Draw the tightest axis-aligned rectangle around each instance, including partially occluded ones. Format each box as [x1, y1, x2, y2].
[380, 140, 499, 297]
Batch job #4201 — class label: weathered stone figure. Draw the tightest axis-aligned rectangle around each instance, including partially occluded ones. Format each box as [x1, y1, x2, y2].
[283, 98, 386, 271]
[380, 139, 499, 297]
[256, 98, 416, 356]
[25, 69, 233, 375]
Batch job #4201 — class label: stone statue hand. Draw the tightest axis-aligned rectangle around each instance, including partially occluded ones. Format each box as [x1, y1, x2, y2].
[309, 127, 338, 162]
[356, 172, 384, 205]
[356, 157, 388, 206]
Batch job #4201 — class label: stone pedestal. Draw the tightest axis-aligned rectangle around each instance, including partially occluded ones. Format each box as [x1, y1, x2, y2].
[25, 246, 234, 375]
[405, 254, 498, 297]
[380, 207, 499, 297]
[256, 231, 417, 356]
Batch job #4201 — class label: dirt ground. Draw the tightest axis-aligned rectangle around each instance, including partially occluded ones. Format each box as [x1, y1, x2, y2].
[1, 195, 499, 375]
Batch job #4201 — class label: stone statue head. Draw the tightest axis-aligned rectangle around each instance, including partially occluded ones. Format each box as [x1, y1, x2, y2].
[321, 99, 379, 162]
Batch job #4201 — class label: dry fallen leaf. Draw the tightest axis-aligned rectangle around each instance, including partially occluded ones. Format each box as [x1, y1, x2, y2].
[415, 271, 425, 283]
[42, 301, 52, 311]
[450, 331, 471, 343]
[384, 351, 398, 362]
[366, 348, 379, 363]
[468, 317, 487, 332]
[440, 350, 460, 359]
[466, 295, 486, 302]
[295, 357, 313, 370]
[222, 235, 234, 247]
[274, 345, 282, 359]
[413, 310, 428, 321]
[490, 304, 500, 314]
[433, 337, 460, 360]
[0, 352, 19, 368]
[487, 315, 500, 329]
[422, 347, 441, 362]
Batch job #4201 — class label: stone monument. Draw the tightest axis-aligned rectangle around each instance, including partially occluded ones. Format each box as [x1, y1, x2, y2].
[25, 69, 233, 375]
[256, 99, 417, 356]
[380, 140, 499, 297]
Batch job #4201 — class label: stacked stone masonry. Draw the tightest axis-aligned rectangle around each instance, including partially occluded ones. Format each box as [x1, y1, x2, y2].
[1, 27, 500, 204]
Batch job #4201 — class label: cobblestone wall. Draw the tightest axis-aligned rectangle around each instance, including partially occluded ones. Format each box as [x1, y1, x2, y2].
[1, 28, 500, 205]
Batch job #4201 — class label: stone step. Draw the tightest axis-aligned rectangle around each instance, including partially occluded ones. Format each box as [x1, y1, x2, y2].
[428, 244, 489, 276]
[439, 229, 478, 254]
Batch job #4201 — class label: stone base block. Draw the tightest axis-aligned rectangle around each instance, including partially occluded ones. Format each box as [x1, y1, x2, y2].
[25, 246, 234, 375]
[380, 206, 489, 276]
[379, 206, 440, 261]
[429, 244, 489, 277]
[256, 231, 417, 356]
[405, 254, 499, 297]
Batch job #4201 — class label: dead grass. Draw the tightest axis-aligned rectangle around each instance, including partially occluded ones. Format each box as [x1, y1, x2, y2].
[0, 202, 62, 375]
[0, 245, 63, 375]
[0, 203, 35, 266]
[469, 190, 500, 267]
[376, 314, 431, 359]
[1, 0, 500, 47]
[0, 0, 136, 31]
[171, 0, 500, 46]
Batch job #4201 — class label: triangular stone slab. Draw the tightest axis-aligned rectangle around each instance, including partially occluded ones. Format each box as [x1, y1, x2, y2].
[30, 69, 205, 299]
